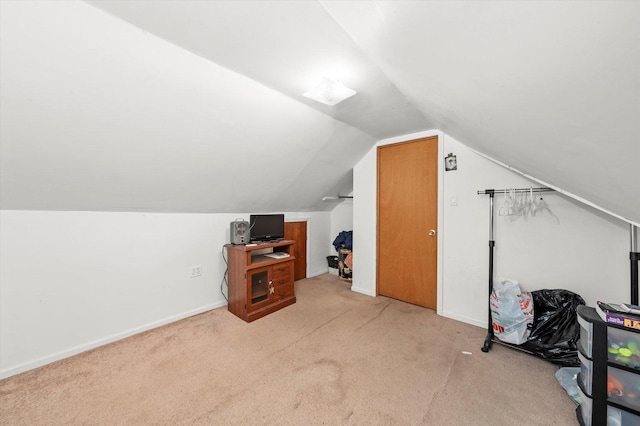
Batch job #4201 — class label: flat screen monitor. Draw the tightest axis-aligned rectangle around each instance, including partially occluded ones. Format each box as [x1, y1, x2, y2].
[249, 214, 284, 242]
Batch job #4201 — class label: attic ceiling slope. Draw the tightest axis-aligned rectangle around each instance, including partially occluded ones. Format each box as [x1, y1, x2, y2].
[3, 1, 638, 220]
[0, 0, 376, 214]
[323, 1, 640, 225]
[84, 0, 432, 139]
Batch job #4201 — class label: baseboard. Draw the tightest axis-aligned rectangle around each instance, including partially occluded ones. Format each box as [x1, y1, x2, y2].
[307, 268, 329, 278]
[350, 285, 375, 297]
[0, 302, 225, 379]
[439, 310, 485, 329]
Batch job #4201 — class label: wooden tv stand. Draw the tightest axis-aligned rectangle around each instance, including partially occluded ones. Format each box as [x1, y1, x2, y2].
[225, 240, 296, 322]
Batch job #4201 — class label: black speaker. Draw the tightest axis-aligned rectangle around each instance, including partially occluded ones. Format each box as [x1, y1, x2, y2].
[230, 220, 249, 245]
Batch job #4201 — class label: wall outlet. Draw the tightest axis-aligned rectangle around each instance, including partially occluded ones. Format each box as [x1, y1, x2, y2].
[190, 265, 202, 278]
[450, 195, 458, 206]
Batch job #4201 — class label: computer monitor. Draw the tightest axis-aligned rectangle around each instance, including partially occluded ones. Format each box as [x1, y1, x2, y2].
[249, 214, 284, 242]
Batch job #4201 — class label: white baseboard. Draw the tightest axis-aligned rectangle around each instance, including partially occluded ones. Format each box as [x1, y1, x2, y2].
[350, 285, 375, 297]
[439, 310, 486, 329]
[0, 302, 226, 379]
[307, 268, 329, 278]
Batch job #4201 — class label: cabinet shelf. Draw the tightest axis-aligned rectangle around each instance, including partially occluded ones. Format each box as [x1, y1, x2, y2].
[249, 255, 291, 268]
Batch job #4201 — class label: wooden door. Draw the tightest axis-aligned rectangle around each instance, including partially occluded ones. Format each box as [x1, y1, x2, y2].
[377, 136, 438, 309]
[284, 221, 307, 280]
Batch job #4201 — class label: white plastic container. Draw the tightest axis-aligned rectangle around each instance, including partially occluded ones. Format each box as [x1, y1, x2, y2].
[578, 350, 593, 395]
[607, 405, 640, 426]
[607, 326, 640, 369]
[578, 313, 594, 358]
[578, 386, 592, 426]
[607, 366, 640, 411]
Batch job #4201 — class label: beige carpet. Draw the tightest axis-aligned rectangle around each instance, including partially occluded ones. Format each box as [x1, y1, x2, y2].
[0, 274, 577, 425]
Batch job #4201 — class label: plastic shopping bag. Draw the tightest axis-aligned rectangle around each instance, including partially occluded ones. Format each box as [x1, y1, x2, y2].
[489, 278, 534, 345]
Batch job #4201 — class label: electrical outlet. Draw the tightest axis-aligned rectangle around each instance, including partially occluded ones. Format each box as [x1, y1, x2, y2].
[450, 195, 458, 206]
[190, 265, 202, 278]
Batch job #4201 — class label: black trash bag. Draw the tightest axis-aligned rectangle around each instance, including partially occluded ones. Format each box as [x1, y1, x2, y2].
[519, 289, 585, 367]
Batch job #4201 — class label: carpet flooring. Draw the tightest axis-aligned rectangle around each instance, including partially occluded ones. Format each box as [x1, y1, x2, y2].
[0, 273, 577, 425]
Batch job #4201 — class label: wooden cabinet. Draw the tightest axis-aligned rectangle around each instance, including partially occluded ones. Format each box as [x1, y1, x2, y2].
[225, 240, 296, 322]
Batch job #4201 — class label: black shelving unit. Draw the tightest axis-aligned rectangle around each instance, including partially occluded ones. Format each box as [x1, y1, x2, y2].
[576, 306, 640, 425]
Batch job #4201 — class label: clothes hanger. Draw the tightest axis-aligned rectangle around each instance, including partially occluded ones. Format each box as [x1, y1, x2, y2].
[536, 192, 560, 223]
[499, 190, 513, 216]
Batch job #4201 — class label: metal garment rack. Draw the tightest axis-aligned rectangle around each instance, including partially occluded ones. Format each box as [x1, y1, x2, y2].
[477, 188, 640, 354]
[631, 224, 639, 305]
[477, 187, 555, 353]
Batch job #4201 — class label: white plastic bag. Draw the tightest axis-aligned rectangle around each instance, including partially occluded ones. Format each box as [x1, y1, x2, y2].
[489, 278, 534, 345]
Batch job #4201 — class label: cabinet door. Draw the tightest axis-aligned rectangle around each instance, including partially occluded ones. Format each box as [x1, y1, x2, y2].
[247, 266, 273, 312]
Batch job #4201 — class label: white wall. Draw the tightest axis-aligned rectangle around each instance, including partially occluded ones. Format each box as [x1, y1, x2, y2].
[353, 131, 630, 327]
[0, 210, 330, 378]
[440, 135, 629, 327]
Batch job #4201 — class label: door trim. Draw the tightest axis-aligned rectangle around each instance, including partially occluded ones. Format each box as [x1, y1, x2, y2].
[373, 131, 444, 314]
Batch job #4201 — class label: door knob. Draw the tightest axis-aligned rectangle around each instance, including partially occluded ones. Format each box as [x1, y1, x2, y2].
[428, 229, 436, 237]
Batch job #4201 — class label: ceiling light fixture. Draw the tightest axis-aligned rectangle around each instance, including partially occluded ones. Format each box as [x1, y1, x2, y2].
[303, 77, 356, 106]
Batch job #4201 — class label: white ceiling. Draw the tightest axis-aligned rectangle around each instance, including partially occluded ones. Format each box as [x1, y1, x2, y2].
[1, 1, 638, 222]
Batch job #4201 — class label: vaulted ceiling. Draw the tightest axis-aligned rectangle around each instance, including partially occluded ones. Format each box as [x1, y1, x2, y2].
[1, 1, 638, 223]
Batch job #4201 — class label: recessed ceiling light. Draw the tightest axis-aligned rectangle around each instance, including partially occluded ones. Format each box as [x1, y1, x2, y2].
[303, 77, 356, 106]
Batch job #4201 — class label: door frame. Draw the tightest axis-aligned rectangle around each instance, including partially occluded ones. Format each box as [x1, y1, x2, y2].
[373, 131, 444, 314]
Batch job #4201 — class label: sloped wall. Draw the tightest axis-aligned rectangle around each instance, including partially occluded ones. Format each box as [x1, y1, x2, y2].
[0, 0, 375, 214]
[440, 136, 629, 326]
[353, 131, 630, 327]
[0, 210, 330, 378]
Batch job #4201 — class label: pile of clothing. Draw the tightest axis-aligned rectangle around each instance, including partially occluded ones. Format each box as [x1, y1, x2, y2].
[332, 230, 352, 252]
